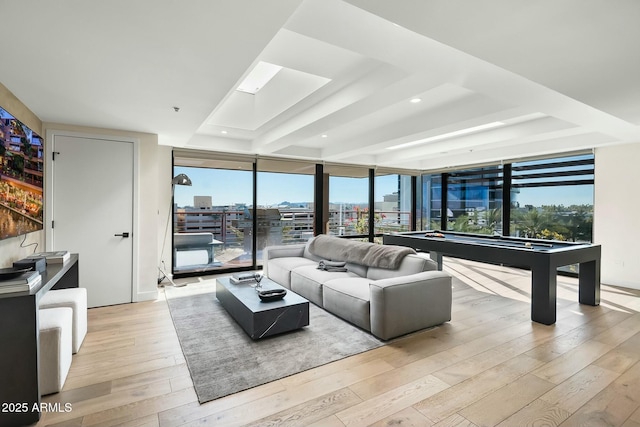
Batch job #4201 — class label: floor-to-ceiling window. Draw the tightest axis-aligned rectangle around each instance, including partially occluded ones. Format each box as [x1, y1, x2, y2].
[422, 174, 442, 230]
[172, 154, 255, 274]
[326, 164, 370, 238]
[446, 166, 503, 235]
[510, 153, 594, 242]
[373, 170, 415, 242]
[420, 153, 593, 241]
[256, 158, 315, 266]
[169, 149, 594, 277]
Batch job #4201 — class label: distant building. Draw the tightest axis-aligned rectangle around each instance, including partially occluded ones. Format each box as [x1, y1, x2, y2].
[383, 192, 398, 203]
[175, 196, 316, 249]
[194, 196, 212, 209]
[375, 191, 399, 213]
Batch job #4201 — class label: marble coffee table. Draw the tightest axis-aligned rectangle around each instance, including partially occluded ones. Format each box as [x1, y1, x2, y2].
[216, 277, 309, 339]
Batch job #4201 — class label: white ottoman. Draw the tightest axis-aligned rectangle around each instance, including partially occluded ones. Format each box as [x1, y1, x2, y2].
[39, 307, 73, 395]
[39, 288, 88, 353]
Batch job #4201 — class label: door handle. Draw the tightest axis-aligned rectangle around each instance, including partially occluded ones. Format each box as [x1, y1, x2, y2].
[114, 232, 130, 238]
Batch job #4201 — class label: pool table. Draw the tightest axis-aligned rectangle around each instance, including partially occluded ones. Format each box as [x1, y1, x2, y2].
[383, 231, 601, 325]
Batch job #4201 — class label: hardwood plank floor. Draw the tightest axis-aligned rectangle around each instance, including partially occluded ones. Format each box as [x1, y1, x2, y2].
[34, 258, 640, 427]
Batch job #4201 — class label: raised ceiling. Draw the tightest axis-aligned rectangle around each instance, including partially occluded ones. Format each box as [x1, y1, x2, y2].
[2, 0, 639, 170]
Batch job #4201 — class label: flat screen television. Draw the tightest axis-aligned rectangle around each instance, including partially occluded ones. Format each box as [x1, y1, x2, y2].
[0, 106, 44, 240]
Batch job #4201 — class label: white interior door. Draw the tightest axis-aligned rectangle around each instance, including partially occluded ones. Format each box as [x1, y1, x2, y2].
[51, 134, 134, 307]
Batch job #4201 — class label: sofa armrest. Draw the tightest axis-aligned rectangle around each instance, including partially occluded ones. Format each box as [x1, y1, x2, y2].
[369, 271, 452, 340]
[262, 244, 306, 276]
[414, 252, 439, 271]
[263, 244, 306, 260]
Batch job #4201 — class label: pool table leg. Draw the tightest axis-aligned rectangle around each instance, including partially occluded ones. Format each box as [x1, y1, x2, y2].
[430, 251, 443, 270]
[531, 260, 557, 325]
[578, 259, 600, 306]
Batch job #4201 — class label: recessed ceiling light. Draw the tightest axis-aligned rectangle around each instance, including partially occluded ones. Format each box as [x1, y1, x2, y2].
[410, 98, 422, 104]
[387, 121, 506, 150]
[321, 134, 328, 138]
[236, 61, 283, 95]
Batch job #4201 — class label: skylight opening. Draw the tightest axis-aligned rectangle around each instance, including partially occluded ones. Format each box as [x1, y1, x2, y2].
[236, 61, 283, 95]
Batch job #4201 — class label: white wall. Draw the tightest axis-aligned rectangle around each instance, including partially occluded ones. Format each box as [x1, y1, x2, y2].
[594, 142, 640, 290]
[0, 233, 44, 267]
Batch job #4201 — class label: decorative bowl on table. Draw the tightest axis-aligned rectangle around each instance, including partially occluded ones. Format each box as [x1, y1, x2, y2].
[258, 288, 287, 302]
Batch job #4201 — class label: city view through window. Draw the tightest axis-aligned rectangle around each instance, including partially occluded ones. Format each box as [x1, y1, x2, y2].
[510, 155, 594, 243]
[171, 153, 593, 275]
[171, 165, 410, 273]
[423, 154, 594, 243]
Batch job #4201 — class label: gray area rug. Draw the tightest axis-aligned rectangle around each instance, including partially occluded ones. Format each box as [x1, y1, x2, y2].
[165, 280, 384, 403]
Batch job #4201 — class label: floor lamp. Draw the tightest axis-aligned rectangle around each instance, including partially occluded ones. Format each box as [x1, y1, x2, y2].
[158, 173, 192, 287]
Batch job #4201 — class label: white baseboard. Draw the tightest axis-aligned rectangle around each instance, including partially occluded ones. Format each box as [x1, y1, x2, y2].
[134, 290, 159, 302]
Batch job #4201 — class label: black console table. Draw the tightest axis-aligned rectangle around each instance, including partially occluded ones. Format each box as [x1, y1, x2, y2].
[0, 254, 79, 427]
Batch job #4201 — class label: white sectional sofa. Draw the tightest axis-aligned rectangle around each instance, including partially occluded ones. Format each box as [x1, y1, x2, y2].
[263, 235, 452, 340]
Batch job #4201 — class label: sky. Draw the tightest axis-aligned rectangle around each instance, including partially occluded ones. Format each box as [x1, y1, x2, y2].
[173, 166, 398, 207]
[173, 166, 594, 208]
[512, 185, 594, 207]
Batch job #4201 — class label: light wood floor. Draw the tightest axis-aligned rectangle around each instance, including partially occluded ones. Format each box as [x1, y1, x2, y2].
[36, 259, 640, 427]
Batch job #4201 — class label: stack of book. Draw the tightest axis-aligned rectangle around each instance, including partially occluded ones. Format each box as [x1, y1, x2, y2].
[28, 251, 71, 264]
[0, 271, 42, 294]
[230, 273, 257, 285]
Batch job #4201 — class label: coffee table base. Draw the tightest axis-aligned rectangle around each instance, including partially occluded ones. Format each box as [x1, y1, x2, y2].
[216, 278, 309, 339]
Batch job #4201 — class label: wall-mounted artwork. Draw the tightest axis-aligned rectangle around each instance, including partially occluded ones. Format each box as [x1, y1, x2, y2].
[0, 106, 44, 240]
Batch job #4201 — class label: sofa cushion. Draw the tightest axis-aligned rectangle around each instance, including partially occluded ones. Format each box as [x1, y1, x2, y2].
[322, 278, 372, 332]
[267, 257, 317, 289]
[345, 262, 368, 277]
[367, 253, 435, 280]
[291, 265, 359, 307]
[303, 237, 323, 262]
[308, 235, 415, 269]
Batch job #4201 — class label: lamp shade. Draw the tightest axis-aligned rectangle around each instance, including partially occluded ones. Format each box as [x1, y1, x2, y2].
[172, 173, 192, 186]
